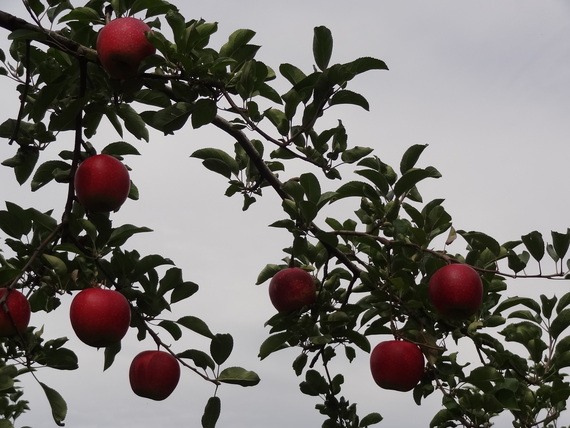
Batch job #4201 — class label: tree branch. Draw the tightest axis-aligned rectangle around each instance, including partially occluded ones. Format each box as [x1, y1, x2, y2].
[0, 9, 97, 61]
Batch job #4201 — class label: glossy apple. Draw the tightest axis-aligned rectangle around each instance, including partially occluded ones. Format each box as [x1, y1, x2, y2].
[129, 350, 181, 400]
[0, 288, 31, 337]
[69, 287, 131, 348]
[370, 340, 424, 392]
[96, 17, 156, 79]
[74, 154, 131, 212]
[429, 263, 483, 320]
[268, 267, 316, 311]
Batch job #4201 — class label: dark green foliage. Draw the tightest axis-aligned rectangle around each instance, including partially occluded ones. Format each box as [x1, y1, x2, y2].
[0, 1, 569, 427]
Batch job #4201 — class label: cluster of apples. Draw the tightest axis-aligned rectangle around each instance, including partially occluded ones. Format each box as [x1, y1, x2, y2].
[70, 288, 180, 400]
[72, 153, 179, 399]
[0, 16, 175, 403]
[267, 263, 483, 392]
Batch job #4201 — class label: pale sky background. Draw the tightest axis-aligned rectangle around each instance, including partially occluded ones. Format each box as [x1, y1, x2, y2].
[1, 1, 570, 427]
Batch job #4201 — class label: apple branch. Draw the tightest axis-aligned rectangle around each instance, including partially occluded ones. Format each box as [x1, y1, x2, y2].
[211, 114, 362, 278]
[0, 9, 97, 61]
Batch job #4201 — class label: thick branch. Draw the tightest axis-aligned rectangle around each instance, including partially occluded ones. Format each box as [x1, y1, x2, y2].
[0, 9, 97, 61]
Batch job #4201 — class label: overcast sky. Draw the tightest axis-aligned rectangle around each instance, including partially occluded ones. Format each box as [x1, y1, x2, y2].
[1, 1, 570, 427]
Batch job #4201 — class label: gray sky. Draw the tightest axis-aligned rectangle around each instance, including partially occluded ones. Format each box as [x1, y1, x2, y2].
[1, 1, 570, 427]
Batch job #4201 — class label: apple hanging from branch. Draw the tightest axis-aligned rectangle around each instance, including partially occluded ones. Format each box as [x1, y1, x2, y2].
[428, 263, 483, 320]
[74, 154, 131, 212]
[268, 267, 317, 312]
[129, 350, 181, 400]
[69, 287, 131, 348]
[0, 288, 31, 337]
[96, 17, 156, 80]
[370, 340, 425, 392]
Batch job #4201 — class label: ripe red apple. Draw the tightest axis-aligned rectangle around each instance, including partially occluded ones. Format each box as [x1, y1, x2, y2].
[74, 154, 131, 212]
[96, 17, 156, 80]
[428, 263, 483, 320]
[0, 288, 31, 337]
[370, 340, 424, 392]
[69, 287, 131, 348]
[129, 350, 181, 400]
[268, 267, 316, 311]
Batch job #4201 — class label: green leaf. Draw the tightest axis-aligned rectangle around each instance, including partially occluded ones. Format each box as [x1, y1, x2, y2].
[177, 349, 215, 371]
[43, 254, 67, 277]
[101, 141, 141, 156]
[400, 144, 428, 174]
[191, 148, 239, 178]
[313, 26, 333, 71]
[264, 108, 289, 136]
[3, 146, 40, 185]
[393, 166, 441, 198]
[494, 296, 541, 316]
[292, 353, 308, 376]
[258, 332, 293, 360]
[550, 309, 570, 340]
[210, 333, 234, 365]
[220, 29, 256, 59]
[170, 281, 199, 303]
[192, 98, 218, 129]
[39, 382, 67, 426]
[217, 367, 260, 386]
[31, 160, 70, 191]
[552, 230, 570, 259]
[58, 6, 101, 23]
[134, 88, 172, 108]
[329, 89, 369, 110]
[177, 315, 215, 339]
[256, 264, 282, 285]
[201, 396, 221, 428]
[341, 146, 374, 164]
[108, 225, 152, 247]
[300, 369, 329, 396]
[117, 104, 149, 142]
[141, 102, 193, 135]
[521, 231, 545, 262]
[280, 63, 306, 85]
[103, 341, 121, 371]
[0, 419, 14, 428]
[300, 173, 321, 204]
[344, 56, 389, 76]
[159, 320, 182, 340]
[556, 292, 570, 314]
[333, 181, 377, 201]
[458, 230, 501, 256]
[354, 169, 389, 196]
[360, 412, 383, 427]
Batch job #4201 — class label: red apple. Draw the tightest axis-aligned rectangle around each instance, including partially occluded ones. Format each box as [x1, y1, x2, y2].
[0, 288, 31, 337]
[268, 267, 316, 311]
[370, 340, 424, 392]
[74, 154, 131, 212]
[129, 350, 181, 400]
[96, 17, 156, 80]
[429, 263, 483, 320]
[69, 287, 131, 348]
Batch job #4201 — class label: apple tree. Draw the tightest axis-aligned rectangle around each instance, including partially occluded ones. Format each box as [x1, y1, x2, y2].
[0, 1, 570, 427]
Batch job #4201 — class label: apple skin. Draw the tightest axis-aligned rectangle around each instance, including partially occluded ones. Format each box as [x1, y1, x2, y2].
[69, 288, 131, 348]
[428, 264, 483, 320]
[96, 17, 156, 80]
[129, 350, 181, 401]
[74, 154, 131, 212]
[370, 340, 424, 392]
[0, 288, 31, 337]
[268, 267, 316, 312]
